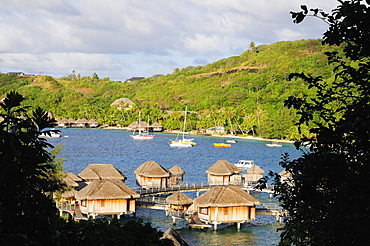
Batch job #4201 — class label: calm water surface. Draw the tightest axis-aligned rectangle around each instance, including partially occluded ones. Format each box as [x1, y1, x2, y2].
[49, 128, 303, 246]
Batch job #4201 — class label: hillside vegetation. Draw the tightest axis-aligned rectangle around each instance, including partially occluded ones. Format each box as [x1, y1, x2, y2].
[0, 39, 339, 139]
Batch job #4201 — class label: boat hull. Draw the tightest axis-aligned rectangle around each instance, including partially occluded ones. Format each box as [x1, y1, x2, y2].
[170, 141, 192, 148]
[131, 135, 154, 140]
[213, 143, 231, 147]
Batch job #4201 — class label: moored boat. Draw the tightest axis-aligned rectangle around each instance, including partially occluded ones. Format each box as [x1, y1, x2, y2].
[170, 107, 196, 148]
[266, 141, 282, 147]
[39, 129, 61, 138]
[234, 160, 254, 169]
[226, 138, 237, 143]
[131, 112, 154, 140]
[213, 143, 231, 147]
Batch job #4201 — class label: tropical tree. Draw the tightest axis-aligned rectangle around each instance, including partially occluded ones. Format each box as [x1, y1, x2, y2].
[0, 91, 65, 244]
[259, 1, 370, 245]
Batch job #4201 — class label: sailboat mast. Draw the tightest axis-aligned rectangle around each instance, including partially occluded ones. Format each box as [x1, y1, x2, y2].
[183, 107, 187, 138]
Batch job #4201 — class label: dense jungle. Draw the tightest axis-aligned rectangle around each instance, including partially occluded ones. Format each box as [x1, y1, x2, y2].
[0, 39, 340, 139]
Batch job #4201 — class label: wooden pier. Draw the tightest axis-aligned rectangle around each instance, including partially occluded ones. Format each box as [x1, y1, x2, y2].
[135, 182, 275, 198]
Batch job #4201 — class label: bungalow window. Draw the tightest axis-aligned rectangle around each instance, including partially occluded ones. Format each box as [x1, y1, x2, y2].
[101, 200, 105, 207]
[81, 200, 86, 207]
[199, 207, 208, 215]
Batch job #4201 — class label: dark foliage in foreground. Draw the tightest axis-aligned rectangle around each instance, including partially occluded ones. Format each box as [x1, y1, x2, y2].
[258, 1, 370, 245]
[0, 91, 173, 246]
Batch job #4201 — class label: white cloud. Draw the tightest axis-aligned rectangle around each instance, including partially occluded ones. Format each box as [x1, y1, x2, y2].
[0, 0, 339, 80]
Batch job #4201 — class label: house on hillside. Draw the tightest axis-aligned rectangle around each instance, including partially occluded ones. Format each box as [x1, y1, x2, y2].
[126, 77, 145, 82]
[205, 126, 226, 135]
[193, 186, 260, 230]
[76, 179, 140, 219]
[110, 98, 135, 110]
[206, 160, 242, 186]
[134, 161, 170, 188]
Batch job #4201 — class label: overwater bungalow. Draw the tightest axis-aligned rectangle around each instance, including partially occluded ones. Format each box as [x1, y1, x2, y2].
[193, 185, 260, 230]
[206, 160, 242, 186]
[134, 161, 170, 189]
[78, 164, 126, 183]
[168, 165, 185, 186]
[76, 179, 140, 219]
[242, 164, 264, 185]
[166, 191, 193, 214]
[58, 172, 81, 204]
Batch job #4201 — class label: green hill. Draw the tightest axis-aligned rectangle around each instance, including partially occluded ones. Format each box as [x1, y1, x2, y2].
[0, 39, 339, 139]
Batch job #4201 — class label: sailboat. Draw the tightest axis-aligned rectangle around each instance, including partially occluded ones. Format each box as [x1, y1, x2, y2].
[130, 112, 154, 140]
[170, 107, 196, 148]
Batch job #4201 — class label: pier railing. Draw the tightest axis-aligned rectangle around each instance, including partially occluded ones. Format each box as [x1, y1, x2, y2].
[135, 181, 273, 196]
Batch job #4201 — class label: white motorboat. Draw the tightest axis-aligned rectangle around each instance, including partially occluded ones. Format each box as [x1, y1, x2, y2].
[266, 141, 282, 147]
[234, 160, 254, 169]
[39, 129, 61, 138]
[226, 138, 237, 143]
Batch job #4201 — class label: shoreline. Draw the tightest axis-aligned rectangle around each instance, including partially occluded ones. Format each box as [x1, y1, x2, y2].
[102, 126, 295, 144]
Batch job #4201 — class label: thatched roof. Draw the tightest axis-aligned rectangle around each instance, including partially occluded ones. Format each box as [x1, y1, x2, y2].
[151, 122, 162, 127]
[128, 121, 139, 128]
[161, 227, 189, 246]
[247, 165, 265, 175]
[193, 186, 260, 208]
[78, 164, 126, 180]
[76, 180, 140, 200]
[110, 98, 135, 107]
[138, 121, 150, 128]
[206, 160, 242, 175]
[169, 165, 185, 175]
[64, 175, 79, 187]
[134, 161, 170, 177]
[279, 170, 292, 178]
[75, 118, 88, 124]
[67, 172, 83, 182]
[61, 189, 77, 199]
[88, 119, 99, 124]
[166, 191, 193, 205]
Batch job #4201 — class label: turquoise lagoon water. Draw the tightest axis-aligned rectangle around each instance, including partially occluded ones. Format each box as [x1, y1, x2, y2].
[49, 128, 303, 246]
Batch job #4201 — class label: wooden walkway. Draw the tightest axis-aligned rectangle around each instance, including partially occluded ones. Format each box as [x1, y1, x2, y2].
[134, 182, 274, 197]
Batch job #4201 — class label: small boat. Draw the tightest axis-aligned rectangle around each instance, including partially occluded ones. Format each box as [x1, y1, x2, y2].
[170, 141, 193, 148]
[131, 112, 154, 140]
[39, 130, 61, 138]
[213, 143, 231, 147]
[234, 160, 254, 169]
[170, 107, 196, 148]
[131, 134, 154, 140]
[266, 141, 282, 147]
[226, 138, 237, 143]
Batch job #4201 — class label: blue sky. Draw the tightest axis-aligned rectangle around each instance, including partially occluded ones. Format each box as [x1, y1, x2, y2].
[0, 0, 339, 81]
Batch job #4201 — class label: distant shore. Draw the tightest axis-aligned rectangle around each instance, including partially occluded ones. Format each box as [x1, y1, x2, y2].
[102, 126, 295, 144]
